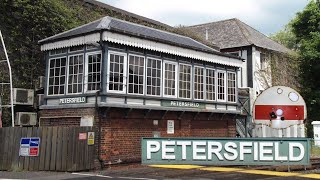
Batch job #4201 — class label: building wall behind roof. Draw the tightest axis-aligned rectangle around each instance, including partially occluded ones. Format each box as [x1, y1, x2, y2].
[39, 107, 236, 163]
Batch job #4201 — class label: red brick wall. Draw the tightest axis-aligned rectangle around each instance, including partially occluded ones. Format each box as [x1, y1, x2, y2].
[39, 108, 236, 163]
[39, 108, 96, 126]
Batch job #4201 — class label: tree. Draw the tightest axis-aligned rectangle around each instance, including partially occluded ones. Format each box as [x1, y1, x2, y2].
[0, 0, 84, 126]
[291, 0, 320, 137]
[270, 25, 298, 51]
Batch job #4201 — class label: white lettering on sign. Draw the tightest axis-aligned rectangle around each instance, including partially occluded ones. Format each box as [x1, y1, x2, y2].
[239, 142, 252, 161]
[254, 142, 258, 161]
[59, 97, 86, 104]
[275, 142, 288, 161]
[289, 142, 305, 161]
[177, 141, 191, 160]
[145, 140, 306, 162]
[162, 141, 175, 160]
[147, 141, 160, 160]
[207, 141, 223, 160]
[224, 142, 238, 161]
[259, 142, 273, 161]
[193, 141, 206, 160]
[169, 101, 200, 108]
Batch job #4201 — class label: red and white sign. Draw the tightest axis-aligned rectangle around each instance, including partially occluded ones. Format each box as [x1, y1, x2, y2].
[79, 133, 87, 140]
[253, 86, 306, 128]
[29, 147, 39, 156]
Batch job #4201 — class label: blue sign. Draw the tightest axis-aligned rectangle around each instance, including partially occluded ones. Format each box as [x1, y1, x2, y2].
[30, 138, 40, 147]
[20, 137, 40, 156]
[21, 138, 30, 145]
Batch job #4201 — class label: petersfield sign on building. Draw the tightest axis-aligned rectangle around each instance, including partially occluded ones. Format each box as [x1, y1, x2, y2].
[141, 138, 310, 165]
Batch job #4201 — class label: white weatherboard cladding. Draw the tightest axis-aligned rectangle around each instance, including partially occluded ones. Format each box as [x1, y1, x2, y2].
[41, 32, 242, 67]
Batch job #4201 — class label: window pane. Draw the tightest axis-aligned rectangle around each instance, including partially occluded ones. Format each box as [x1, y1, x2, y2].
[147, 58, 161, 96]
[206, 69, 215, 101]
[194, 67, 204, 99]
[109, 53, 125, 91]
[227, 72, 236, 102]
[68, 54, 84, 94]
[179, 64, 191, 98]
[164, 62, 176, 97]
[48, 57, 66, 95]
[86, 53, 102, 91]
[128, 55, 144, 94]
[217, 71, 226, 101]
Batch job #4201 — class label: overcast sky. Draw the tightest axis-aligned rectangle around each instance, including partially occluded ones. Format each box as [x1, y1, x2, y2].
[97, 0, 309, 35]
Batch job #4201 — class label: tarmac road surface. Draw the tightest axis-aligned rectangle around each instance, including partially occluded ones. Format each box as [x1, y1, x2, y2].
[1, 165, 320, 179]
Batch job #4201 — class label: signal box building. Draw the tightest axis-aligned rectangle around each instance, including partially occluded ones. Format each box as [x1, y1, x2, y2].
[39, 16, 243, 163]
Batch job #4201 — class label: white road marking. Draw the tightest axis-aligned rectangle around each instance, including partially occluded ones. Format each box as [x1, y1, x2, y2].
[118, 177, 157, 180]
[72, 172, 112, 178]
[71, 172, 157, 179]
[71, 172, 97, 177]
[96, 174, 113, 178]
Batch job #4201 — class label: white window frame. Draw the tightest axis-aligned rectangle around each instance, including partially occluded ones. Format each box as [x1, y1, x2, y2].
[205, 67, 216, 101]
[66, 53, 85, 95]
[163, 60, 178, 98]
[127, 53, 145, 95]
[227, 71, 237, 103]
[178, 63, 192, 99]
[84, 51, 102, 93]
[146, 57, 162, 97]
[193, 66, 205, 100]
[47, 56, 67, 96]
[107, 51, 127, 94]
[217, 70, 227, 102]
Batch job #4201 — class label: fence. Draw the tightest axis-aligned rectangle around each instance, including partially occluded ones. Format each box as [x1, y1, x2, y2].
[0, 126, 95, 171]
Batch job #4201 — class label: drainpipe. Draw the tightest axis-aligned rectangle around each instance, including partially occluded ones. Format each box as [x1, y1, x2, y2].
[95, 91, 103, 169]
[96, 30, 105, 169]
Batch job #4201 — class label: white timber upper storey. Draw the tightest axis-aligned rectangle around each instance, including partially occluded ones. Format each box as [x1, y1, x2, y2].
[39, 16, 243, 113]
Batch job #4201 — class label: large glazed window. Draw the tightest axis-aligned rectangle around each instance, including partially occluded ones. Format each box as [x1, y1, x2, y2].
[206, 68, 216, 101]
[163, 61, 177, 97]
[179, 64, 191, 99]
[108, 52, 126, 92]
[48, 57, 66, 95]
[146, 58, 161, 96]
[86, 52, 101, 92]
[194, 66, 204, 100]
[68, 54, 84, 94]
[227, 72, 236, 102]
[217, 71, 226, 101]
[128, 55, 145, 94]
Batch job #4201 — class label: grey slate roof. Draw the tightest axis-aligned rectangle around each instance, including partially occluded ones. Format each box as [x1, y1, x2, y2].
[39, 16, 221, 54]
[187, 18, 291, 53]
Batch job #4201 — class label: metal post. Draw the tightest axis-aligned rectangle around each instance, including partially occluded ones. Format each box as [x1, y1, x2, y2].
[0, 96, 2, 128]
[0, 31, 14, 127]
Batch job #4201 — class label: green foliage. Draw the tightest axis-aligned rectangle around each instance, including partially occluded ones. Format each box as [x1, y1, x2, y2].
[270, 25, 298, 51]
[291, 0, 320, 137]
[291, 0, 320, 42]
[270, 0, 319, 137]
[0, 0, 77, 89]
[0, 0, 174, 126]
